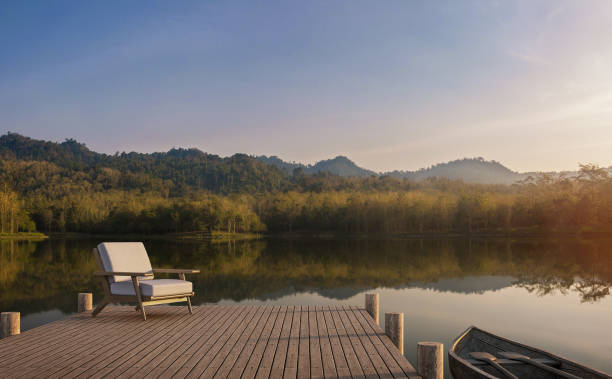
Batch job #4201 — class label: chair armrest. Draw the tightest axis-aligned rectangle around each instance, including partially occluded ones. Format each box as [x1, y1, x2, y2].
[152, 268, 200, 274]
[93, 271, 154, 277]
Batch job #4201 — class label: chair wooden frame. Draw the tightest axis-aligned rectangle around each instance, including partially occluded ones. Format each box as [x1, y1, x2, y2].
[91, 248, 199, 320]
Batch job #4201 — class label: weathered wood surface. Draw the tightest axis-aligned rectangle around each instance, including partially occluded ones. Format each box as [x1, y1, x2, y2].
[385, 312, 404, 355]
[449, 326, 611, 379]
[0, 305, 419, 378]
[0, 313, 20, 339]
[77, 293, 92, 313]
[365, 293, 379, 325]
[417, 342, 443, 379]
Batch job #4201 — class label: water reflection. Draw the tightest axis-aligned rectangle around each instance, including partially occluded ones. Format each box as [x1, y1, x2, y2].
[1, 237, 611, 317]
[3, 237, 611, 376]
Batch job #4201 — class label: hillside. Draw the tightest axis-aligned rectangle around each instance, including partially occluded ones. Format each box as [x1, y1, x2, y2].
[0, 133, 290, 195]
[260, 154, 532, 184]
[309, 156, 377, 177]
[385, 157, 530, 184]
[0, 134, 563, 191]
[0, 133, 608, 236]
[256, 155, 376, 177]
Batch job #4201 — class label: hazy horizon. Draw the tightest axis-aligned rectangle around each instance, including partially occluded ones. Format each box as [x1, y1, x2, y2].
[2, 1, 612, 172]
[5, 131, 600, 174]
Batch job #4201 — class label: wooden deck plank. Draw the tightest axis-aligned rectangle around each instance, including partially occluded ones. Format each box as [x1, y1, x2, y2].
[137, 306, 230, 375]
[228, 305, 278, 378]
[5, 319, 121, 371]
[337, 306, 379, 379]
[65, 307, 188, 378]
[0, 311, 134, 367]
[297, 306, 311, 379]
[16, 309, 166, 377]
[0, 304, 416, 379]
[0, 305, 141, 359]
[0, 319, 85, 359]
[344, 304, 394, 378]
[316, 305, 338, 379]
[186, 306, 263, 378]
[205, 305, 269, 378]
[323, 305, 351, 378]
[308, 306, 324, 379]
[269, 305, 294, 378]
[112, 306, 220, 378]
[34, 314, 160, 378]
[159, 305, 246, 378]
[168, 306, 252, 378]
[331, 306, 366, 379]
[254, 306, 288, 379]
[350, 306, 408, 379]
[353, 307, 420, 379]
[283, 305, 301, 379]
[0, 312, 124, 358]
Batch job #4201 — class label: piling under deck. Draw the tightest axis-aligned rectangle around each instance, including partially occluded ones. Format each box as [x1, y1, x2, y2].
[0, 305, 419, 378]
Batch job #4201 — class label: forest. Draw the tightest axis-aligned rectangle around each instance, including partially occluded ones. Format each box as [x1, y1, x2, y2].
[1, 133, 612, 235]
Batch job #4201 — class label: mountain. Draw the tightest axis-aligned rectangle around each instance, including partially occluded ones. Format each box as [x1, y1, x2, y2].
[259, 155, 533, 184]
[385, 157, 530, 184]
[0, 133, 290, 194]
[0, 133, 555, 188]
[255, 155, 301, 174]
[309, 156, 377, 177]
[257, 155, 376, 177]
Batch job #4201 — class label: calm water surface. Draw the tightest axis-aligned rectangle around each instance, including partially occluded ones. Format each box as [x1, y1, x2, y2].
[1, 237, 611, 375]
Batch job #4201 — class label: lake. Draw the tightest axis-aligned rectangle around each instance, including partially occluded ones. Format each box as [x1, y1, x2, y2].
[1, 236, 611, 375]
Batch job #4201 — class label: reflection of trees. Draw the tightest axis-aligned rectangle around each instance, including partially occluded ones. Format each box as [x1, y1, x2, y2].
[514, 277, 573, 297]
[1, 237, 611, 316]
[0, 239, 99, 316]
[574, 276, 610, 303]
[516, 276, 610, 303]
[511, 240, 612, 302]
[186, 238, 612, 304]
[0, 240, 32, 287]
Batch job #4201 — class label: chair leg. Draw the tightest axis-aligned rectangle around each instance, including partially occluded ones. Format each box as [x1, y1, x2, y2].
[179, 273, 193, 314]
[132, 276, 147, 321]
[187, 297, 193, 314]
[92, 297, 109, 317]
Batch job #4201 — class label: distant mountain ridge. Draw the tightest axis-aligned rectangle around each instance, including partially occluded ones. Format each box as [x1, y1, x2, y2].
[384, 157, 531, 184]
[256, 155, 377, 177]
[0, 133, 290, 194]
[0, 133, 564, 185]
[259, 155, 537, 184]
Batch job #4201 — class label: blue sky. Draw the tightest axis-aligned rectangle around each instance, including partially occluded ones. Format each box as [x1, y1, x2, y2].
[2, 1, 612, 172]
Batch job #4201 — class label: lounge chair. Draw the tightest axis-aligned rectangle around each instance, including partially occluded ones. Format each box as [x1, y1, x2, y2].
[92, 242, 199, 320]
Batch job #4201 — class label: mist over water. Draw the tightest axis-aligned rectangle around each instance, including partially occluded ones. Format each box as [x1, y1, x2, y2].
[1, 237, 611, 374]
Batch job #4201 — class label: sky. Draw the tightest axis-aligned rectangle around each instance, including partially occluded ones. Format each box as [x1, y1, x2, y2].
[1, 0, 612, 173]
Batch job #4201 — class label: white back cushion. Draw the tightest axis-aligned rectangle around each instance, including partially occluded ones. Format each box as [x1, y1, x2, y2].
[97, 242, 153, 283]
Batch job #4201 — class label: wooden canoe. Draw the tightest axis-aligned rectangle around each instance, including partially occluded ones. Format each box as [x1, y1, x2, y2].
[449, 326, 611, 379]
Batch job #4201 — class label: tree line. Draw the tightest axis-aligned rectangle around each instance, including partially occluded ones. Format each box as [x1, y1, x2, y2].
[1, 133, 612, 235]
[1, 163, 612, 235]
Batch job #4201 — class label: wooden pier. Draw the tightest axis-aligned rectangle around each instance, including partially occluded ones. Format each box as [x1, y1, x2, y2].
[0, 305, 420, 378]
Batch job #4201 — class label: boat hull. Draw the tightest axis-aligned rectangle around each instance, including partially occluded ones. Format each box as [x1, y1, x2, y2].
[448, 326, 611, 379]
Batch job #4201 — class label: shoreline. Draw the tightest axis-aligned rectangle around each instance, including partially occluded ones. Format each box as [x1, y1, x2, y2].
[34, 228, 612, 241]
[0, 232, 48, 241]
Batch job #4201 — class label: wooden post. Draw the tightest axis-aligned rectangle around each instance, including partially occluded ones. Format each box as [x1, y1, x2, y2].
[365, 293, 379, 325]
[417, 342, 443, 379]
[78, 293, 93, 313]
[385, 312, 403, 355]
[1, 312, 20, 338]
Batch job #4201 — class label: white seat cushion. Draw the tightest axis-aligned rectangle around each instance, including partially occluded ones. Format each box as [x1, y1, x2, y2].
[110, 279, 193, 297]
[97, 242, 154, 283]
